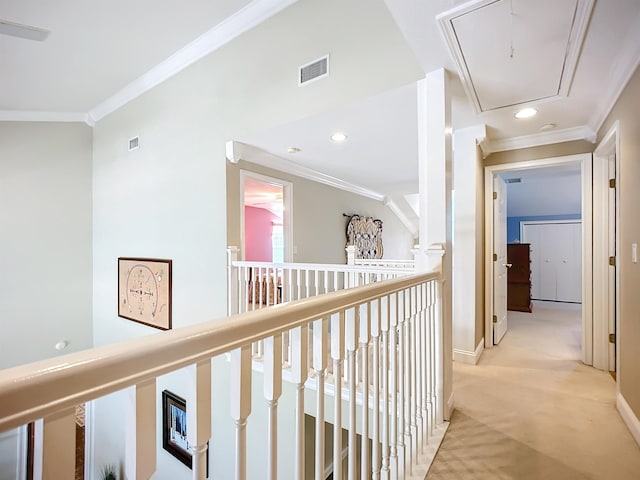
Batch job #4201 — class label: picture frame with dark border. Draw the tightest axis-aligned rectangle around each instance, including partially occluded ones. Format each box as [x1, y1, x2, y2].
[162, 390, 191, 468]
[117, 257, 172, 330]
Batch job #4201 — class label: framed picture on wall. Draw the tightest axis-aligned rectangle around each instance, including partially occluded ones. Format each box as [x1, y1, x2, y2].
[117, 257, 172, 330]
[162, 390, 191, 468]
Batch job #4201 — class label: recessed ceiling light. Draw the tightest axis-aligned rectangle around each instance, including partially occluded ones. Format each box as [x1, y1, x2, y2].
[514, 108, 537, 119]
[540, 123, 557, 131]
[287, 147, 301, 153]
[330, 132, 348, 143]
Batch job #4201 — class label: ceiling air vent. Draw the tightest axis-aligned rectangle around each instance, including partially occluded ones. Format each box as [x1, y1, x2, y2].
[299, 55, 329, 86]
[506, 178, 522, 184]
[129, 136, 139, 151]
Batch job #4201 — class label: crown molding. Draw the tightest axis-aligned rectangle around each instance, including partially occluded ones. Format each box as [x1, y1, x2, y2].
[226, 141, 385, 202]
[0, 110, 90, 124]
[489, 125, 596, 153]
[589, 10, 640, 135]
[88, 0, 298, 123]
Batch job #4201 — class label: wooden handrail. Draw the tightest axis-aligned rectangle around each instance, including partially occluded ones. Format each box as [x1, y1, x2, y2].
[0, 270, 438, 433]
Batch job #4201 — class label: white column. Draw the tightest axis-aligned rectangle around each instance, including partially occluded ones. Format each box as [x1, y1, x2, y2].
[452, 125, 487, 363]
[417, 69, 453, 421]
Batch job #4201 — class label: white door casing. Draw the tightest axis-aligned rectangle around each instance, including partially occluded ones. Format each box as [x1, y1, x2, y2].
[593, 121, 620, 374]
[493, 175, 508, 344]
[484, 153, 592, 367]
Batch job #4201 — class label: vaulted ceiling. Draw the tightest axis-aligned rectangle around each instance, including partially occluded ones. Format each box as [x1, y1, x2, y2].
[2, 0, 639, 199]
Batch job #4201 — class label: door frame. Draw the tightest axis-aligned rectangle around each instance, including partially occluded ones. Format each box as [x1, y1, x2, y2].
[593, 121, 620, 377]
[484, 153, 593, 365]
[239, 170, 293, 262]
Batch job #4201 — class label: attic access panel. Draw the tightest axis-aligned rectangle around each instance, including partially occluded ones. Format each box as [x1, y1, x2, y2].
[438, 0, 594, 112]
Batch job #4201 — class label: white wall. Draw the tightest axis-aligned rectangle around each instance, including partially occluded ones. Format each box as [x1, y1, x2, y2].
[0, 122, 93, 369]
[90, 0, 422, 477]
[227, 160, 415, 264]
[452, 125, 486, 363]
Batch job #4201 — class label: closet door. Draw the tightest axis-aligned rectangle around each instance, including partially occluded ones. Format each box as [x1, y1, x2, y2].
[537, 223, 559, 301]
[523, 222, 581, 303]
[556, 222, 582, 302]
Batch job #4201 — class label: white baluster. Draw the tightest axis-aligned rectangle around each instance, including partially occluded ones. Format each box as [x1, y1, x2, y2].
[331, 312, 345, 480]
[359, 303, 370, 480]
[414, 284, 425, 453]
[346, 307, 359, 480]
[435, 278, 444, 425]
[125, 379, 156, 480]
[230, 346, 252, 480]
[402, 289, 413, 476]
[371, 299, 381, 480]
[419, 282, 429, 449]
[428, 281, 436, 434]
[187, 361, 212, 480]
[313, 318, 328, 480]
[397, 290, 407, 479]
[408, 287, 418, 465]
[33, 408, 76, 480]
[291, 325, 308, 480]
[389, 293, 399, 480]
[264, 334, 283, 480]
[380, 295, 391, 480]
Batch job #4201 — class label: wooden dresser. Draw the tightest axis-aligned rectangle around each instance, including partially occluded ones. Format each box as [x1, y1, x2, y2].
[507, 243, 532, 312]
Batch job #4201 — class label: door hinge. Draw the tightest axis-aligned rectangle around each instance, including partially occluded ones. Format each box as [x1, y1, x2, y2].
[493, 315, 498, 323]
[609, 178, 616, 188]
[493, 253, 497, 261]
[609, 333, 616, 343]
[609, 256, 616, 266]
[493, 192, 497, 200]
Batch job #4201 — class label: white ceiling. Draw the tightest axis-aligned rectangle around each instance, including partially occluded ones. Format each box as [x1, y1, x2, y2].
[2, 0, 640, 201]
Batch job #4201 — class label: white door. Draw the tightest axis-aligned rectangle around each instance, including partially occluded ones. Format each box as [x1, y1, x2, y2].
[493, 176, 508, 344]
[523, 222, 581, 302]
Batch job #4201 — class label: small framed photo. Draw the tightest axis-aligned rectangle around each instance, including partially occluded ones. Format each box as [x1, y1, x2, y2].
[118, 257, 172, 330]
[162, 390, 191, 468]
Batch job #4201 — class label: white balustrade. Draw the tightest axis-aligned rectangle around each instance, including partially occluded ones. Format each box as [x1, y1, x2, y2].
[0, 259, 443, 480]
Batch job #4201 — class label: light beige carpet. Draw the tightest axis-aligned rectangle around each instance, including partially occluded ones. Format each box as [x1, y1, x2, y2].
[426, 301, 640, 479]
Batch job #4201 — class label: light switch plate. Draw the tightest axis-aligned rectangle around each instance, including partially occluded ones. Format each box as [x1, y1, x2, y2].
[632, 243, 638, 264]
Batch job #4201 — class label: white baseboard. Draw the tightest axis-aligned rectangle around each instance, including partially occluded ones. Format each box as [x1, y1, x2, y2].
[617, 393, 640, 447]
[453, 337, 484, 365]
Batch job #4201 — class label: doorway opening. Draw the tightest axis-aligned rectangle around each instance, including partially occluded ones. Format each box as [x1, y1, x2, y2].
[240, 171, 293, 262]
[484, 153, 593, 365]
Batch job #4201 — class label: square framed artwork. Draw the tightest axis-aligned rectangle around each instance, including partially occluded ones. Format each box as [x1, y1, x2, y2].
[118, 257, 172, 330]
[162, 390, 191, 468]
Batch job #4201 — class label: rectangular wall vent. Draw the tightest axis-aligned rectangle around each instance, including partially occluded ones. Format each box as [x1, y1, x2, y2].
[506, 178, 522, 184]
[299, 55, 329, 86]
[129, 136, 139, 151]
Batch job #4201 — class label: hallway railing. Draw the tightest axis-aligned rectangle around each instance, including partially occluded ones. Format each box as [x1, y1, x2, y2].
[0, 265, 444, 479]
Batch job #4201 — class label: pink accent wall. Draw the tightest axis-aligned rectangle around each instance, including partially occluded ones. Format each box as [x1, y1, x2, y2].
[244, 206, 279, 261]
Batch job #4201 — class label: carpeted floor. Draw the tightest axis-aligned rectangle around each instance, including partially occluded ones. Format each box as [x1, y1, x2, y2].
[426, 301, 640, 479]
